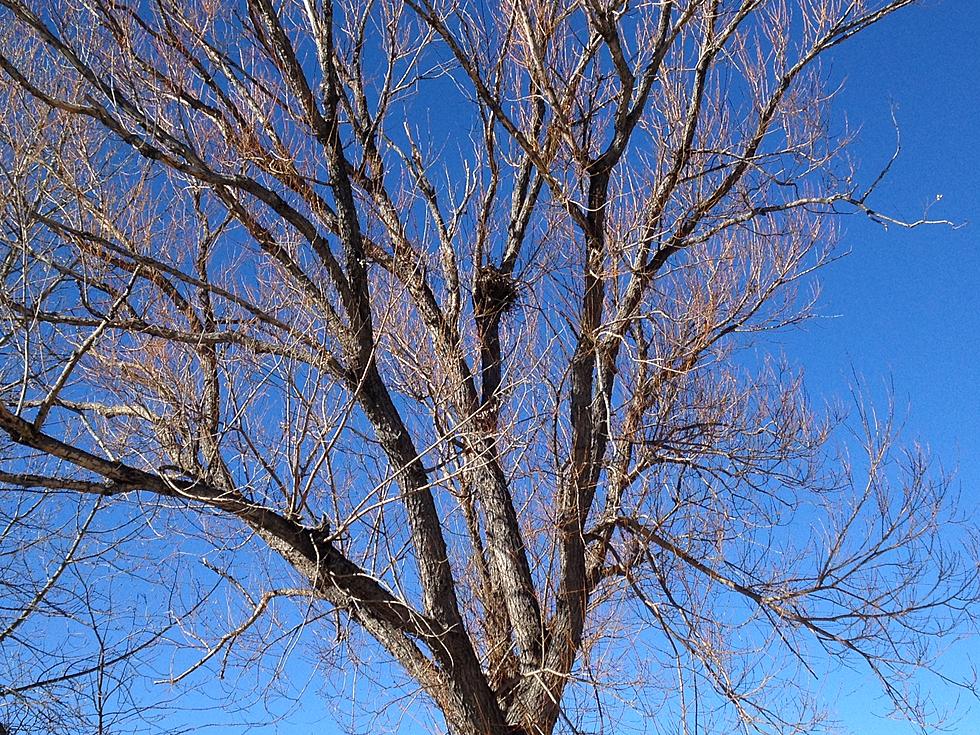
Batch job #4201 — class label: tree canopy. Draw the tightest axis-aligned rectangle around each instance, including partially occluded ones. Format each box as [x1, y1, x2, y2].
[0, 0, 976, 733]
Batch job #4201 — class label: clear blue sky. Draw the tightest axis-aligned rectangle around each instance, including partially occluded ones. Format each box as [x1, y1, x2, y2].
[793, 0, 980, 463]
[777, 2, 980, 732]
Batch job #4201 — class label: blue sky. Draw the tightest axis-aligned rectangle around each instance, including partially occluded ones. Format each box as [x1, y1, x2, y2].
[776, 2, 980, 732]
[796, 0, 980, 455]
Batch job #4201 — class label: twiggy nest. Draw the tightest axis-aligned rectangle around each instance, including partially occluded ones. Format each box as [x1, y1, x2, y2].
[473, 265, 519, 320]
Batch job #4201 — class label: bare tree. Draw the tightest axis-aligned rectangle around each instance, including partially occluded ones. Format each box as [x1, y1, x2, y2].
[0, 0, 975, 733]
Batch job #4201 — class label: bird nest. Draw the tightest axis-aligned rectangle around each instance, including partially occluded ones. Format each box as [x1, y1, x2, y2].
[474, 265, 519, 320]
